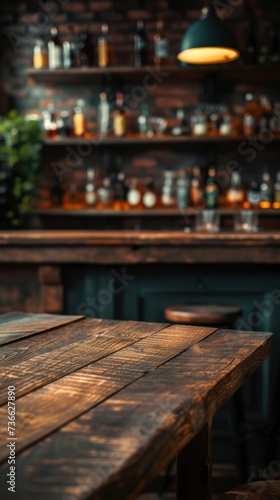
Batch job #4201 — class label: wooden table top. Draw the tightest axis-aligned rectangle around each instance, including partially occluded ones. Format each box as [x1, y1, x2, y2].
[0, 313, 273, 500]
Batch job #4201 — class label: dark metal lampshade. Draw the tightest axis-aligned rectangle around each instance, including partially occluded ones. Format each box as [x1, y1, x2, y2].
[177, 5, 240, 65]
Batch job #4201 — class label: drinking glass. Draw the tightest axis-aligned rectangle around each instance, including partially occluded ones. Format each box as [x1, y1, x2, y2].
[195, 210, 220, 233]
[234, 210, 258, 232]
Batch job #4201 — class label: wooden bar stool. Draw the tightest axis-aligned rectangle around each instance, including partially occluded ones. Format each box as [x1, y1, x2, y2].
[219, 480, 280, 499]
[164, 303, 249, 484]
[164, 304, 242, 327]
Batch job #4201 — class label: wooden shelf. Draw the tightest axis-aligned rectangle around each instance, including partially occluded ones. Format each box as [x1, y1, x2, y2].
[43, 134, 280, 147]
[26, 65, 280, 85]
[27, 208, 280, 217]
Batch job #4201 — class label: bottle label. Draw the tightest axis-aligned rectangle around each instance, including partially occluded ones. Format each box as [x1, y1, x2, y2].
[127, 189, 141, 206]
[154, 39, 169, 59]
[143, 191, 157, 208]
[85, 192, 96, 206]
[98, 40, 108, 67]
[113, 115, 126, 137]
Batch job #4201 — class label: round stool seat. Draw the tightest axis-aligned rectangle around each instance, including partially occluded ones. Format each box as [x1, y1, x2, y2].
[164, 304, 241, 326]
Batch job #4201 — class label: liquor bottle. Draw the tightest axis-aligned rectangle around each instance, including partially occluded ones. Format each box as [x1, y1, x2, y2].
[98, 92, 110, 135]
[98, 24, 110, 67]
[57, 110, 72, 137]
[260, 172, 273, 209]
[226, 172, 245, 209]
[134, 21, 148, 67]
[33, 38, 48, 69]
[154, 20, 170, 66]
[78, 29, 94, 67]
[176, 172, 190, 210]
[161, 170, 176, 208]
[127, 178, 143, 209]
[63, 26, 78, 69]
[113, 92, 126, 137]
[42, 103, 58, 139]
[73, 100, 86, 137]
[243, 93, 258, 135]
[244, 22, 257, 65]
[205, 168, 219, 209]
[190, 167, 205, 209]
[138, 105, 149, 135]
[96, 178, 114, 209]
[259, 95, 272, 131]
[114, 171, 129, 210]
[85, 168, 97, 207]
[246, 180, 260, 209]
[142, 178, 159, 209]
[273, 171, 280, 208]
[48, 26, 63, 69]
[63, 183, 84, 209]
[270, 24, 280, 65]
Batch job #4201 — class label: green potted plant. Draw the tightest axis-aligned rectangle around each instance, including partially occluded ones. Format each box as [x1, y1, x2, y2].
[0, 110, 42, 227]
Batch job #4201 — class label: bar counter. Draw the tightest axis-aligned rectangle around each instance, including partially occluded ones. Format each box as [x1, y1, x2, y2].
[1, 230, 280, 264]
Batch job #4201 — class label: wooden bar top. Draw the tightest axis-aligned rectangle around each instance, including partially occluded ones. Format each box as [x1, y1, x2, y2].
[1, 230, 280, 264]
[0, 312, 274, 500]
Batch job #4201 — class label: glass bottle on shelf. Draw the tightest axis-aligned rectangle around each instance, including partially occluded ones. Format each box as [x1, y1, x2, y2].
[260, 172, 273, 209]
[226, 172, 245, 209]
[134, 21, 148, 67]
[142, 178, 159, 209]
[205, 168, 219, 209]
[96, 178, 114, 209]
[243, 94, 258, 135]
[161, 170, 176, 208]
[42, 103, 58, 139]
[63, 183, 84, 209]
[63, 26, 78, 69]
[176, 172, 190, 210]
[246, 180, 260, 209]
[98, 92, 111, 135]
[191, 108, 208, 136]
[259, 95, 272, 131]
[190, 167, 205, 209]
[127, 178, 143, 209]
[114, 171, 129, 210]
[154, 20, 170, 66]
[85, 168, 97, 207]
[113, 92, 126, 137]
[57, 110, 72, 137]
[48, 26, 63, 69]
[138, 105, 150, 135]
[98, 24, 110, 67]
[78, 29, 94, 67]
[33, 39, 48, 69]
[73, 100, 86, 137]
[273, 171, 280, 208]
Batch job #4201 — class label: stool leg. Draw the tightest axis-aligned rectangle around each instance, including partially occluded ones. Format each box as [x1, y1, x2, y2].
[228, 387, 249, 483]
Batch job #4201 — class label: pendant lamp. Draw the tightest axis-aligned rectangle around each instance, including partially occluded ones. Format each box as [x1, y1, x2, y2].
[177, 5, 240, 65]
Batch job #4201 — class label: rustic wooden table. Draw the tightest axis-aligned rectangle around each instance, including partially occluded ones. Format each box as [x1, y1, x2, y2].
[0, 312, 273, 500]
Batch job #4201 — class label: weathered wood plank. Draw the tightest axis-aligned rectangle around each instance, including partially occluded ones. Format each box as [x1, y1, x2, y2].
[0, 319, 168, 405]
[0, 312, 83, 346]
[0, 329, 272, 500]
[0, 324, 215, 461]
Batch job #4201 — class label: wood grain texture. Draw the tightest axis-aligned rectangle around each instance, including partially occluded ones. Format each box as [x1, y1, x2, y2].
[219, 480, 280, 499]
[0, 324, 215, 461]
[0, 328, 272, 500]
[1, 231, 280, 265]
[0, 312, 83, 346]
[0, 318, 168, 405]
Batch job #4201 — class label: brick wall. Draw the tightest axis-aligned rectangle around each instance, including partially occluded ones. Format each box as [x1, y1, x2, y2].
[0, 0, 279, 206]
